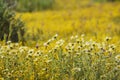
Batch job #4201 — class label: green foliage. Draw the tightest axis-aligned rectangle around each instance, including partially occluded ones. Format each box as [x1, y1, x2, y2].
[16, 0, 55, 12]
[0, 0, 25, 42]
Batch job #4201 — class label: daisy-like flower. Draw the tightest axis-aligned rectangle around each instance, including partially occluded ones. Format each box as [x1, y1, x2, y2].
[2, 69, 9, 75]
[6, 41, 11, 45]
[81, 34, 85, 37]
[77, 46, 81, 50]
[53, 34, 58, 39]
[85, 41, 90, 46]
[115, 65, 120, 70]
[115, 54, 120, 62]
[14, 43, 19, 47]
[43, 42, 48, 47]
[70, 36, 74, 40]
[44, 39, 51, 47]
[76, 52, 81, 55]
[45, 59, 52, 63]
[34, 50, 42, 57]
[48, 39, 52, 43]
[56, 39, 65, 47]
[7, 72, 12, 78]
[109, 44, 116, 50]
[19, 46, 28, 52]
[75, 35, 78, 39]
[76, 39, 80, 44]
[48, 50, 53, 53]
[28, 49, 34, 54]
[105, 36, 111, 41]
[72, 67, 81, 72]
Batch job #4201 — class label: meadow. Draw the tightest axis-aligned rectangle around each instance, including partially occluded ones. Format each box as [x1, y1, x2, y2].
[0, 35, 120, 80]
[0, 0, 120, 80]
[18, 2, 120, 44]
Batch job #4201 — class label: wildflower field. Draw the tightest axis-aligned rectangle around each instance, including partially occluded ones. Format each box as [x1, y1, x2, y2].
[0, 0, 120, 80]
[18, 2, 120, 44]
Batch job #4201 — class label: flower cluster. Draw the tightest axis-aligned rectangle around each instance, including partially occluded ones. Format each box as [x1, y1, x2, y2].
[0, 35, 119, 79]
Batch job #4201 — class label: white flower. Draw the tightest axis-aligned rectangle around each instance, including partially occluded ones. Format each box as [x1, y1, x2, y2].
[70, 36, 74, 40]
[28, 49, 34, 54]
[34, 50, 42, 56]
[55, 34, 58, 37]
[48, 39, 52, 43]
[75, 35, 78, 38]
[48, 50, 52, 53]
[77, 46, 81, 50]
[14, 43, 19, 47]
[76, 53, 81, 55]
[72, 67, 81, 72]
[109, 44, 116, 50]
[33, 58, 38, 62]
[115, 65, 120, 70]
[0, 55, 4, 59]
[43, 42, 48, 47]
[115, 54, 120, 62]
[45, 59, 52, 63]
[105, 36, 111, 41]
[81, 34, 85, 37]
[56, 39, 65, 46]
[53, 34, 58, 39]
[85, 41, 90, 46]
[76, 39, 80, 43]
[7, 41, 11, 45]
[19, 46, 28, 53]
